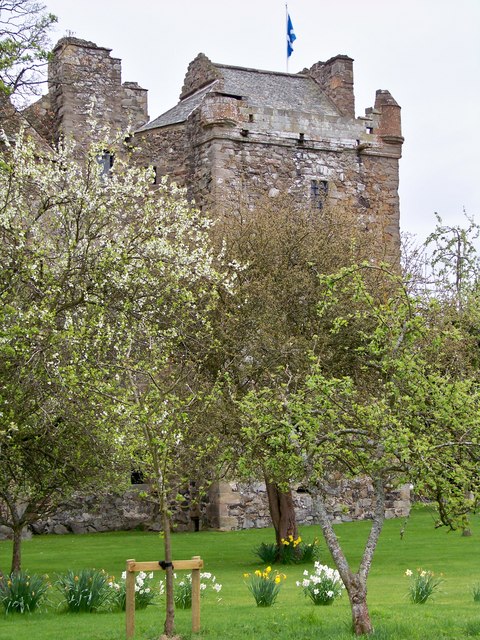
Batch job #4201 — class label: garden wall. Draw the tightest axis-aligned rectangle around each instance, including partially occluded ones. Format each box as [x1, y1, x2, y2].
[0, 478, 410, 540]
[207, 479, 411, 531]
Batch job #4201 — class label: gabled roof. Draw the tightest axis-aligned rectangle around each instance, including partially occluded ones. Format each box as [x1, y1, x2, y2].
[138, 57, 341, 133]
[138, 82, 215, 131]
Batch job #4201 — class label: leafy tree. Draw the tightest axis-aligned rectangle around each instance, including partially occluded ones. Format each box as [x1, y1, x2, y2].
[0, 130, 136, 573]
[208, 196, 374, 553]
[0, 0, 56, 101]
[103, 193, 230, 637]
[426, 211, 480, 306]
[237, 264, 480, 635]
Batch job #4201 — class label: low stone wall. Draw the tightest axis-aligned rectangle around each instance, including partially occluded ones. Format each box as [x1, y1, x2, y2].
[27, 485, 165, 536]
[0, 478, 410, 541]
[207, 478, 411, 531]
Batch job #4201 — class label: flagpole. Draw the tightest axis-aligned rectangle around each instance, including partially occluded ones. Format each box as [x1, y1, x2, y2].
[286, 3, 289, 73]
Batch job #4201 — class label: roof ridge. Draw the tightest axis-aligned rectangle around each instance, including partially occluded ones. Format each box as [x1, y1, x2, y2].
[214, 62, 309, 79]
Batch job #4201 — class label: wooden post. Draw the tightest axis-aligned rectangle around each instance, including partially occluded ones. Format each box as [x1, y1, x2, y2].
[124, 557, 203, 639]
[126, 559, 136, 639]
[191, 555, 201, 633]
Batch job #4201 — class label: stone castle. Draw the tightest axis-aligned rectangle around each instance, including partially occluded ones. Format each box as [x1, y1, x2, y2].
[4, 38, 408, 536]
[24, 36, 403, 261]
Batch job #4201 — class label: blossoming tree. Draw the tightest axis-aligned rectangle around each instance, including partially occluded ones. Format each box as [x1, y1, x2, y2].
[0, 128, 230, 640]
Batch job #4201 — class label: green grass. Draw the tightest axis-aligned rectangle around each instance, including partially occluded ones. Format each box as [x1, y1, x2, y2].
[1, 505, 480, 639]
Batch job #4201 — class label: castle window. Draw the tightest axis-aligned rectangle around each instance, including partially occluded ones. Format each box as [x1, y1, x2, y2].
[148, 165, 158, 184]
[310, 179, 328, 210]
[366, 126, 373, 134]
[248, 113, 254, 123]
[131, 470, 144, 485]
[97, 151, 114, 176]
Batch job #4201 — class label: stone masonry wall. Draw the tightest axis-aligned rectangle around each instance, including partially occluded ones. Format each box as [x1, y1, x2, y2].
[154, 79, 403, 263]
[0, 485, 198, 540]
[134, 124, 191, 188]
[207, 480, 411, 531]
[187, 122, 401, 262]
[0, 479, 410, 540]
[46, 38, 148, 147]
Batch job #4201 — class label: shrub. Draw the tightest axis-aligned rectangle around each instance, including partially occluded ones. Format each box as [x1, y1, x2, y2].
[405, 568, 443, 604]
[472, 583, 480, 603]
[253, 542, 278, 565]
[0, 571, 50, 613]
[244, 566, 286, 607]
[174, 572, 222, 609]
[109, 571, 162, 610]
[296, 562, 345, 605]
[254, 536, 319, 565]
[56, 569, 112, 612]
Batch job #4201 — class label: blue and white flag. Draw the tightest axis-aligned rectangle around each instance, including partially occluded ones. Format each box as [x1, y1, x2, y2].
[287, 12, 296, 58]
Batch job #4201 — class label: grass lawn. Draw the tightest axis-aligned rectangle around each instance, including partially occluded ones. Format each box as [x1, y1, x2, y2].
[1, 505, 480, 639]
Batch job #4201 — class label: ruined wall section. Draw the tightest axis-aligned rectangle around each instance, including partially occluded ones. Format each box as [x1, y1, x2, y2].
[134, 124, 191, 188]
[307, 55, 355, 118]
[180, 53, 222, 99]
[47, 37, 148, 147]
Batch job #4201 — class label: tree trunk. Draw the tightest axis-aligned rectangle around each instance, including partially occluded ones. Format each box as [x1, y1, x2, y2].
[11, 525, 22, 574]
[348, 575, 373, 635]
[265, 480, 298, 547]
[312, 478, 386, 636]
[163, 512, 175, 637]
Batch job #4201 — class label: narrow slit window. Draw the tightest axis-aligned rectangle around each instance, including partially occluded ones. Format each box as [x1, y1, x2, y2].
[310, 179, 328, 210]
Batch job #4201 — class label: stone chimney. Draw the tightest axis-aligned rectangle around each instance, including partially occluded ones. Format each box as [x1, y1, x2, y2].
[373, 89, 403, 143]
[308, 55, 355, 117]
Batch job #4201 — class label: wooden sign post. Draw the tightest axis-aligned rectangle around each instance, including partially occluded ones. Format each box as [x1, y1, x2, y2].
[125, 556, 203, 639]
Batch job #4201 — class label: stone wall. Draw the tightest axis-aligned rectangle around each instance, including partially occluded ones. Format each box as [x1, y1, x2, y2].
[24, 38, 148, 148]
[0, 478, 410, 541]
[0, 485, 197, 540]
[207, 480, 411, 531]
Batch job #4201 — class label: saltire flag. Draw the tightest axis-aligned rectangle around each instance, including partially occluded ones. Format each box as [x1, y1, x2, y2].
[287, 11, 296, 58]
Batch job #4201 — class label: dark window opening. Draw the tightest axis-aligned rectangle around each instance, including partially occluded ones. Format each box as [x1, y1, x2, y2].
[296, 486, 310, 494]
[149, 165, 158, 184]
[248, 113, 254, 123]
[131, 470, 144, 484]
[366, 126, 374, 134]
[97, 151, 114, 176]
[310, 179, 328, 210]
[298, 132, 305, 146]
[216, 92, 243, 100]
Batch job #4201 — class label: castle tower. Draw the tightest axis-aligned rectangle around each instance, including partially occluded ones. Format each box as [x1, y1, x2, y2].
[45, 37, 148, 147]
[134, 54, 403, 263]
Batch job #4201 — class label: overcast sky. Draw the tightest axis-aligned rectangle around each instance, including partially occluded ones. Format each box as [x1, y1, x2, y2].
[44, 0, 480, 243]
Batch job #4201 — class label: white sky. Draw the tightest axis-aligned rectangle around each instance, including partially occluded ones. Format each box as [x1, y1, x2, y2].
[44, 0, 480, 243]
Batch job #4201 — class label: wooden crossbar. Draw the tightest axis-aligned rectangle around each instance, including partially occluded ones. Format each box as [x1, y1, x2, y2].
[125, 556, 203, 639]
[126, 558, 203, 573]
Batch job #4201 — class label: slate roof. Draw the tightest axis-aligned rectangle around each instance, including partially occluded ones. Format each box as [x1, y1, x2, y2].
[138, 62, 340, 132]
[138, 82, 215, 131]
